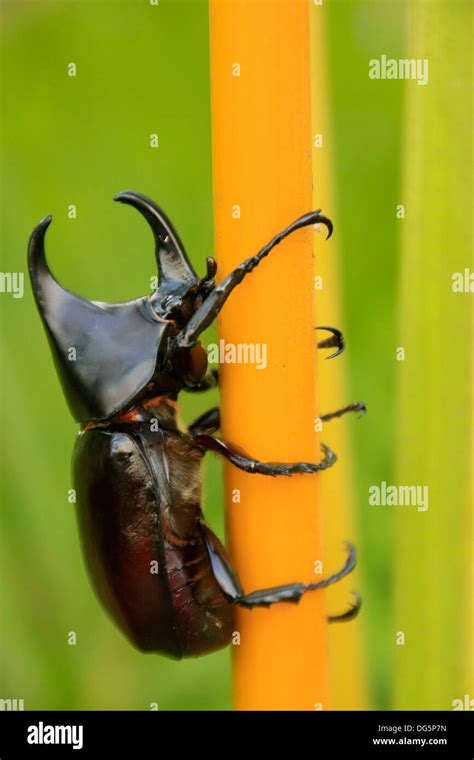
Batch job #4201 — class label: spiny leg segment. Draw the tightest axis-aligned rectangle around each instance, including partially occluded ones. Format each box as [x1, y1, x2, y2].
[235, 543, 357, 609]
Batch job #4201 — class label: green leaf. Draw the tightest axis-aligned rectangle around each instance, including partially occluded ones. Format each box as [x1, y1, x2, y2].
[394, 0, 473, 709]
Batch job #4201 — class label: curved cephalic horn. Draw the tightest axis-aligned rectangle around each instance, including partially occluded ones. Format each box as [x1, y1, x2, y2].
[114, 191, 198, 295]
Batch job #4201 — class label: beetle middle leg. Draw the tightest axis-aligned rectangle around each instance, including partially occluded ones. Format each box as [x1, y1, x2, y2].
[188, 407, 220, 436]
[184, 369, 219, 393]
[320, 402, 366, 423]
[189, 401, 364, 465]
[192, 434, 336, 475]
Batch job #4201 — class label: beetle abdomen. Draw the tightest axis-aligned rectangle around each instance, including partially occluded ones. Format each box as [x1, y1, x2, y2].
[160, 431, 236, 656]
[74, 427, 183, 657]
[73, 425, 235, 657]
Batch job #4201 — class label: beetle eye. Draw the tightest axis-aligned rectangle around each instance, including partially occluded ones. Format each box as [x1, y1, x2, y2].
[186, 343, 208, 383]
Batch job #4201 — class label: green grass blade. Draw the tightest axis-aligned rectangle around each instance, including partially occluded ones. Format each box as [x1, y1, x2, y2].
[394, 0, 473, 709]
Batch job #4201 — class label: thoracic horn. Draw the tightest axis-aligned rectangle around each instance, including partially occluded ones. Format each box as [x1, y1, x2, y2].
[114, 191, 198, 297]
[27, 209, 171, 423]
[28, 214, 57, 294]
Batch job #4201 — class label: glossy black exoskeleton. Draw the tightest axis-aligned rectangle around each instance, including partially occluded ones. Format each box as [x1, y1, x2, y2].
[28, 191, 364, 657]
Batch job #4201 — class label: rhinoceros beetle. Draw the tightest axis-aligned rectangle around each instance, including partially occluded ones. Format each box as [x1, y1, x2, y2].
[28, 191, 364, 658]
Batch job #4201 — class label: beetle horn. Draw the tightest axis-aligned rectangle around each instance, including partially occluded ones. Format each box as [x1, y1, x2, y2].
[28, 212, 171, 423]
[28, 213, 55, 288]
[114, 191, 198, 296]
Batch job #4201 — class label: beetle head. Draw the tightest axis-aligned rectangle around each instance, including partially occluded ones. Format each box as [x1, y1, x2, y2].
[28, 191, 216, 422]
[114, 191, 216, 322]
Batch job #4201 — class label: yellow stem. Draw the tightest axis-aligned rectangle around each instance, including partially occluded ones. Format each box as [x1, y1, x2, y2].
[209, 0, 328, 710]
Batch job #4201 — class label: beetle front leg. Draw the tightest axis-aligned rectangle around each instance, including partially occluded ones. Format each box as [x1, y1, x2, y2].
[184, 369, 219, 393]
[188, 407, 220, 436]
[192, 434, 336, 475]
[176, 210, 332, 349]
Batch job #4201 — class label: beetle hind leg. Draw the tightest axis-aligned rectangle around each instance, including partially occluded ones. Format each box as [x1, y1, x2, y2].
[234, 542, 357, 609]
[202, 526, 361, 623]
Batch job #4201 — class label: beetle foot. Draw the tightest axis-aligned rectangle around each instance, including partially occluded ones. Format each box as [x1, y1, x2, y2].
[316, 326, 345, 359]
[328, 592, 362, 623]
[320, 402, 366, 423]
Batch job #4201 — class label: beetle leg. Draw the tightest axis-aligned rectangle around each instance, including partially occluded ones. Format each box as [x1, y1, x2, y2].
[176, 211, 333, 349]
[320, 402, 366, 422]
[200, 520, 244, 601]
[316, 326, 345, 359]
[192, 435, 336, 475]
[328, 592, 362, 623]
[184, 369, 219, 393]
[203, 533, 361, 619]
[188, 407, 220, 436]
[234, 543, 356, 608]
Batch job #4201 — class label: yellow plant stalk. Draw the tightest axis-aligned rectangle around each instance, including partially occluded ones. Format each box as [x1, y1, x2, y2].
[209, 0, 329, 710]
[310, 6, 368, 711]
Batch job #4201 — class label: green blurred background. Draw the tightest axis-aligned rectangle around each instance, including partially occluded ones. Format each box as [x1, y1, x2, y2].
[1, 0, 468, 711]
